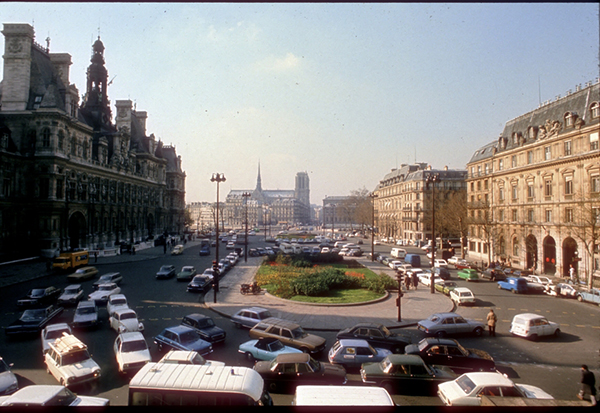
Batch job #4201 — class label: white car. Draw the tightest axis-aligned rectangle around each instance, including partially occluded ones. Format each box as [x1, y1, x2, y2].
[158, 350, 225, 367]
[419, 273, 443, 287]
[545, 283, 577, 298]
[437, 372, 554, 406]
[57, 285, 84, 306]
[524, 275, 553, 286]
[450, 287, 475, 306]
[0, 385, 108, 406]
[396, 263, 413, 274]
[509, 313, 560, 340]
[44, 334, 101, 387]
[113, 332, 151, 374]
[88, 283, 121, 304]
[433, 259, 449, 268]
[106, 294, 128, 317]
[109, 308, 144, 334]
[389, 260, 403, 270]
[41, 323, 72, 355]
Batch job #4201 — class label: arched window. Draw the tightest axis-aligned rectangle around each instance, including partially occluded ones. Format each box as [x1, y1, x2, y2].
[590, 102, 599, 119]
[512, 237, 519, 256]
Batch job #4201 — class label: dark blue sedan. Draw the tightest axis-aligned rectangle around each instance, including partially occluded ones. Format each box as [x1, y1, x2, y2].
[153, 325, 213, 356]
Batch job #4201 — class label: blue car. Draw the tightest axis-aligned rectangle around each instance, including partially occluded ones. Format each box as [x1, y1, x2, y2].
[497, 277, 528, 294]
[238, 337, 302, 362]
[153, 325, 212, 356]
[328, 339, 392, 369]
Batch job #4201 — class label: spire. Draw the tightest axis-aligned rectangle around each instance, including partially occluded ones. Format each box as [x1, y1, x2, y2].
[255, 161, 263, 192]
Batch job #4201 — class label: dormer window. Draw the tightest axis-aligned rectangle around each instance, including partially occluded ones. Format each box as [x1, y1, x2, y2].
[590, 102, 599, 119]
[564, 112, 574, 127]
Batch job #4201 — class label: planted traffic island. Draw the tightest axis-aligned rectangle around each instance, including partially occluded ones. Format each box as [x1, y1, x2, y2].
[255, 253, 396, 304]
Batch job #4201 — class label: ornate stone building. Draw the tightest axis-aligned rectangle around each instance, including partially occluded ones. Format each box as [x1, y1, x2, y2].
[224, 165, 310, 228]
[0, 23, 186, 258]
[374, 163, 467, 244]
[466, 80, 599, 284]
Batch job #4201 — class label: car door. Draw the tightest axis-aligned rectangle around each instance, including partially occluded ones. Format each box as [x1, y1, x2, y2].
[424, 344, 446, 365]
[452, 316, 471, 334]
[368, 328, 385, 347]
[356, 346, 376, 365]
[441, 316, 456, 334]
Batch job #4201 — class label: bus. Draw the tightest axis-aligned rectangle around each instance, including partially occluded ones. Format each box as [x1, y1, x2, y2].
[128, 363, 272, 406]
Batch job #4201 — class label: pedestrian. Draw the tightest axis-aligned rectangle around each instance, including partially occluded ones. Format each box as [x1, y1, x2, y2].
[569, 264, 576, 283]
[578, 365, 597, 405]
[486, 309, 497, 337]
[163, 243, 167, 254]
[412, 272, 418, 290]
[132, 246, 136, 255]
[94, 251, 98, 263]
[405, 274, 411, 290]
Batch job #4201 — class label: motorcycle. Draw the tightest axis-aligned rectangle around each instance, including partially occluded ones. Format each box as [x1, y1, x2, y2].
[240, 283, 261, 295]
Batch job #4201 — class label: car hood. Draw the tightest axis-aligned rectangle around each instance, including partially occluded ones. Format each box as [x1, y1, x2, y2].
[60, 359, 100, 378]
[467, 348, 494, 361]
[88, 291, 111, 300]
[403, 344, 420, 354]
[119, 319, 143, 331]
[321, 362, 347, 377]
[182, 339, 212, 353]
[359, 362, 385, 376]
[0, 371, 18, 394]
[59, 293, 79, 300]
[199, 325, 225, 337]
[437, 379, 467, 404]
[297, 334, 326, 348]
[74, 313, 97, 323]
[516, 384, 554, 399]
[118, 349, 151, 365]
[69, 395, 110, 406]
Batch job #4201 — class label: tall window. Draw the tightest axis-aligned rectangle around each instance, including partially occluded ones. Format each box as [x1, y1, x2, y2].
[527, 183, 535, 199]
[564, 141, 572, 156]
[544, 146, 551, 160]
[544, 179, 553, 197]
[512, 237, 519, 256]
[565, 208, 574, 223]
[527, 151, 533, 164]
[591, 132, 599, 150]
[591, 102, 599, 119]
[42, 128, 51, 148]
[511, 185, 518, 200]
[498, 209, 504, 222]
[527, 209, 534, 222]
[564, 176, 573, 195]
[499, 187, 505, 201]
[498, 159, 504, 170]
[511, 155, 517, 168]
[592, 175, 600, 193]
[58, 131, 64, 151]
[512, 209, 518, 222]
[545, 209, 552, 222]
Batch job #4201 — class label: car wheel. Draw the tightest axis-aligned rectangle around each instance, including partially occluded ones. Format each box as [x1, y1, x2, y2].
[234, 322, 243, 329]
[473, 327, 483, 337]
[497, 284, 502, 289]
[554, 329, 561, 337]
[512, 289, 517, 294]
[529, 334, 538, 341]
[245, 352, 255, 362]
[435, 331, 446, 338]
[577, 295, 583, 302]
[268, 382, 278, 392]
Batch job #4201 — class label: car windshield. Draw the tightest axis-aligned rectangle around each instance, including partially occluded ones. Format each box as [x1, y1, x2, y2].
[76, 307, 95, 315]
[190, 354, 207, 364]
[380, 357, 393, 372]
[258, 311, 272, 319]
[268, 340, 285, 352]
[99, 275, 110, 282]
[99, 285, 114, 291]
[291, 327, 307, 339]
[64, 287, 79, 294]
[428, 315, 441, 322]
[196, 318, 214, 328]
[461, 292, 473, 297]
[120, 312, 136, 320]
[62, 350, 91, 365]
[45, 387, 77, 406]
[30, 289, 46, 297]
[179, 330, 200, 344]
[455, 375, 477, 395]
[112, 298, 127, 305]
[122, 340, 147, 353]
[379, 325, 392, 337]
[46, 328, 69, 339]
[160, 266, 171, 271]
[307, 358, 320, 372]
[0, 360, 10, 373]
[21, 309, 45, 321]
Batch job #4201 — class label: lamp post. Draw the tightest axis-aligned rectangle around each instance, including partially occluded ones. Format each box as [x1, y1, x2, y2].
[370, 192, 378, 261]
[211, 173, 226, 303]
[242, 192, 250, 262]
[425, 173, 439, 295]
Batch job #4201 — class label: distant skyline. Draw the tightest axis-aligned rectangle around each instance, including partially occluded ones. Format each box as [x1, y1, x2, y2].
[1, 2, 598, 205]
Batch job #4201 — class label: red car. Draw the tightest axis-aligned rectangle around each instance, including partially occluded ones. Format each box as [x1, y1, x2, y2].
[454, 260, 472, 270]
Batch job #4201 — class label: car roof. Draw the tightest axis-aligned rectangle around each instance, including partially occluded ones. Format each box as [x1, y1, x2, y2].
[164, 325, 194, 334]
[109, 294, 126, 300]
[1, 385, 66, 404]
[350, 322, 384, 329]
[275, 353, 311, 363]
[239, 306, 270, 313]
[512, 313, 546, 320]
[118, 331, 145, 342]
[256, 317, 300, 329]
[77, 300, 96, 307]
[183, 313, 210, 321]
[419, 337, 459, 346]
[64, 284, 82, 289]
[114, 308, 136, 315]
[460, 372, 514, 386]
[44, 322, 70, 331]
[453, 287, 472, 292]
[385, 354, 425, 365]
[337, 339, 371, 347]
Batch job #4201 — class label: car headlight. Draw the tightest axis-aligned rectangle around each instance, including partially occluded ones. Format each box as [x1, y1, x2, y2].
[93, 369, 101, 377]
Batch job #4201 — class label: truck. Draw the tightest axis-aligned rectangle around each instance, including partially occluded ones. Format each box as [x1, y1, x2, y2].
[52, 251, 89, 272]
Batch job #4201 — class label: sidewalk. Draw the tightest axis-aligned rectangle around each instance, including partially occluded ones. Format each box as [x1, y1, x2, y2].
[0, 241, 454, 331]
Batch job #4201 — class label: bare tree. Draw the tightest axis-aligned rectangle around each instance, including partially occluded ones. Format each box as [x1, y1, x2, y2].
[435, 190, 468, 257]
[566, 193, 600, 286]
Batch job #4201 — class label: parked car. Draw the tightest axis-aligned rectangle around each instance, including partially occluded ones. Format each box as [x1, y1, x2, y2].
[405, 337, 495, 374]
[44, 334, 101, 387]
[0, 357, 18, 396]
[249, 317, 326, 354]
[577, 288, 600, 306]
[239, 337, 303, 362]
[497, 277, 528, 294]
[253, 353, 347, 394]
[92, 272, 122, 290]
[328, 339, 392, 370]
[6, 305, 64, 336]
[335, 322, 411, 354]
[231, 307, 273, 329]
[106, 294, 129, 317]
[57, 285, 84, 306]
[417, 312, 485, 338]
[523, 275, 553, 286]
[433, 259, 449, 268]
[176, 266, 197, 282]
[109, 308, 144, 334]
[180, 314, 226, 344]
[113, 331, 151, 374]
[66, 266, 98, 282]
[419, 273, 444, 287]
[447, 256, 460, 266]
[71, 300, 99, 329]
[17, 286, 61, 308]
[434, 267, 451, 280]
[481, 268, 506, 281]
[0, 385, 108, 406]
[395, 263, 413, 275]
[435, 280, 458, 295]
[41, 323, 72, 355]
[157, 350, 224, 367]
[153, 325, 213, 356]
[457, 269, 479, 282]
[186, 275, 213, 293]
[450, 287, 475, 306]
[454, 260, 472, 270]
[545, 282, 578, 298]
[156, 265, 176, 279]
[171, 245, 184, 255]
[87, 282, 121, 304]
[509, 313, 560, 340]
[360, 354, 456, 395]
[437, 371, 554, 406]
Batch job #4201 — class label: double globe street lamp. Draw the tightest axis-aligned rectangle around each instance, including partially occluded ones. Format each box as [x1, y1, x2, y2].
[211, 173, 226, 303]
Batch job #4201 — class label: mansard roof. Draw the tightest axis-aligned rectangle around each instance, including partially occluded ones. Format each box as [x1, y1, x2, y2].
[28, 45, 67, 111]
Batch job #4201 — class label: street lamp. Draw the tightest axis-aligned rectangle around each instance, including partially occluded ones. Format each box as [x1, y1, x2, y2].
[369, 192, 378, 261]
[242, 192, 251, 262]
[425, 173, 440, 295]
[211, 173, 226, 303]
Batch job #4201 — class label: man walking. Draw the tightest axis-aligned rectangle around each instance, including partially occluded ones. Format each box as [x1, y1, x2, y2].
[578, 364, 597, 405]
[486, 309, 497, 337]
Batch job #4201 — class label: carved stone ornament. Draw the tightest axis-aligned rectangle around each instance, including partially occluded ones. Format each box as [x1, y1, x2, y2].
[8, 38, 22, 53]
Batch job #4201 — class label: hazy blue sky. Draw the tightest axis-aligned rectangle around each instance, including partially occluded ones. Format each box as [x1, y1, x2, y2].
[1, 3, 598, 205]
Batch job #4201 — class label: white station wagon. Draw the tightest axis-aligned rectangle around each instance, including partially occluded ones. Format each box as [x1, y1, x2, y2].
[113, 332, 151, 374]
[509, 313, 560, 340]
[450, 287, 475, 306]
[44, 334, 101, 387]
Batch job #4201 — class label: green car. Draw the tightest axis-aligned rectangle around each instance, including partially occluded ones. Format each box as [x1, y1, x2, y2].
[176, 266, 197, 281]
[435, 281, 458, 295]
[457, 269, 479, 282]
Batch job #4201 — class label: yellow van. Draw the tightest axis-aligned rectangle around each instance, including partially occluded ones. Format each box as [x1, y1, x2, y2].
[52, 251, 89, 271]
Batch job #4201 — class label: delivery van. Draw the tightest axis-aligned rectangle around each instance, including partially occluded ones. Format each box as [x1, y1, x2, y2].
[404, 253, 421, 268]
[390, 248, 406, 259]
[52, 251, 89, 271]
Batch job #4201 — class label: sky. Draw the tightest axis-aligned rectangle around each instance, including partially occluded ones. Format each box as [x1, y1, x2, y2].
[1, 3, 598, 206]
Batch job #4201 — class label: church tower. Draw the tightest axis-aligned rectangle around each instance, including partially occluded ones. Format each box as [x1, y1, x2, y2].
[80, 37, 112, 130]
[295, 171, 310, 206]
